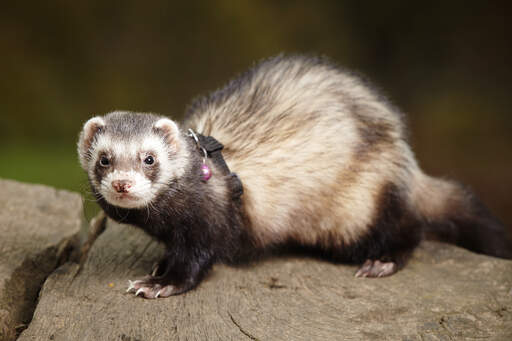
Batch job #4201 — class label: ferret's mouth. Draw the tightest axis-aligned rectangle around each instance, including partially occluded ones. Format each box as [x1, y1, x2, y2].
[114, 193, 143, 204]
[104, 192, 146, 209]
[115, 193, 137, 200]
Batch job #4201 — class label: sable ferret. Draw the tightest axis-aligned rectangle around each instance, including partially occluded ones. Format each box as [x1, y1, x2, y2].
[78, 55, 512, 298]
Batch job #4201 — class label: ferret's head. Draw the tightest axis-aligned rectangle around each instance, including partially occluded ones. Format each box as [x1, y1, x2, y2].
[78, 111, 188, 209]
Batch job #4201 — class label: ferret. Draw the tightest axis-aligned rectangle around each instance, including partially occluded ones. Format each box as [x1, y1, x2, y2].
[78, 55, 512, 299]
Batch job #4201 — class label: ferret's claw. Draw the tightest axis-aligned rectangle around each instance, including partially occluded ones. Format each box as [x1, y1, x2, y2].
[126, 279, 144, 293]
[355, 259, 397, 278]
[355, 259, 372, 278]
[156, 285, 176, 298]
[126, 280, 136, 292]
[151, 263, 160, 276]
[125, 277, 178, 299]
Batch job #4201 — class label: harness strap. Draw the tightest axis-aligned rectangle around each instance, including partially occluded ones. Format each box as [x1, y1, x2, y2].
[195, 133, 244, 200]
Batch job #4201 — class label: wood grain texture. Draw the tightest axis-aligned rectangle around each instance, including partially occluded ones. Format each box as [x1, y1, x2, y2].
[20, 219, 512, 341]
[0, 179, 82, 341]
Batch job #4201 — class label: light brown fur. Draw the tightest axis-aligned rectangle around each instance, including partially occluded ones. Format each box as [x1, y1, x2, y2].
[184, 56, 424, 249]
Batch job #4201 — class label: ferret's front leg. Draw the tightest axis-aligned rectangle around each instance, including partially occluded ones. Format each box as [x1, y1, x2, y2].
[127, 248, 214, 299]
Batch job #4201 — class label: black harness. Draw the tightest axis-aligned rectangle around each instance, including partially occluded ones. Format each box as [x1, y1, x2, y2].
[192, 132, 244, 201]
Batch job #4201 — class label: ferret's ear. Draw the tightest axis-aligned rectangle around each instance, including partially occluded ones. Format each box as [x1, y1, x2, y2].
[153, 118, 181, 150]
[78, 116, 105, 169]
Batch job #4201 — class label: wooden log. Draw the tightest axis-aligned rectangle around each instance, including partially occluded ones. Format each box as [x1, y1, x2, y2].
[0, 180, 82, 341]
[20, 214, 512, 340]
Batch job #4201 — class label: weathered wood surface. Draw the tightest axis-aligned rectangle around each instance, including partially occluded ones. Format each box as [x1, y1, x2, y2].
[20, 218, 512, 340]
[0, 179, 82, 341]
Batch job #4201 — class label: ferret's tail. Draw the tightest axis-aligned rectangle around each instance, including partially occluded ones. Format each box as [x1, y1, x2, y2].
[411, 172, 512, 259]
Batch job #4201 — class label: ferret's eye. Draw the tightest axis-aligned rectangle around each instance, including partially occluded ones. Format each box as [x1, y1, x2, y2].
[144, 156, 155, 165]
[99, 156, 110, 167]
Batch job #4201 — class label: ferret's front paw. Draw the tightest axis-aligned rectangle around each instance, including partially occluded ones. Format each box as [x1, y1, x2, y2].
[355, 259, 397, 278]
[126, 277, 178, 299]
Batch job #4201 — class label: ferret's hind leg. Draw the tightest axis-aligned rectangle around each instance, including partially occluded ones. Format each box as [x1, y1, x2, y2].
[350, 183, 423, 278]
[353, 240, 417, 278]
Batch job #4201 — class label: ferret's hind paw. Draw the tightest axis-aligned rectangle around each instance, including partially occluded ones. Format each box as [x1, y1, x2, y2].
[355, 259, 397, 278]
[126, 277, 176, 299]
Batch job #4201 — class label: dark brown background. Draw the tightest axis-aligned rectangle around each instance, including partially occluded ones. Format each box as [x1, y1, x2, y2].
[0, 1, 510, 226]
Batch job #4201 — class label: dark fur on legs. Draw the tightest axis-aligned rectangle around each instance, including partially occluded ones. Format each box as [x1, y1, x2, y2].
[349, 183, 422, 277]
[96, 149, 251, 298]
[285, 183, 423, 277]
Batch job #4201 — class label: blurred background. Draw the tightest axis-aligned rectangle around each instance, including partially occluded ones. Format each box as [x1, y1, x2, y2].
[0, 1, 510, 225]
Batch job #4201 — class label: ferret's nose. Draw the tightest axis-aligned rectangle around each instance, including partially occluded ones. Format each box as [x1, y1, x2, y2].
[112, 180, 133, 193]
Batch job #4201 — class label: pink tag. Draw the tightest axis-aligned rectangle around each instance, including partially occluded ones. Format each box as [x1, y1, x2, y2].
[201, 164, 212, 181]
